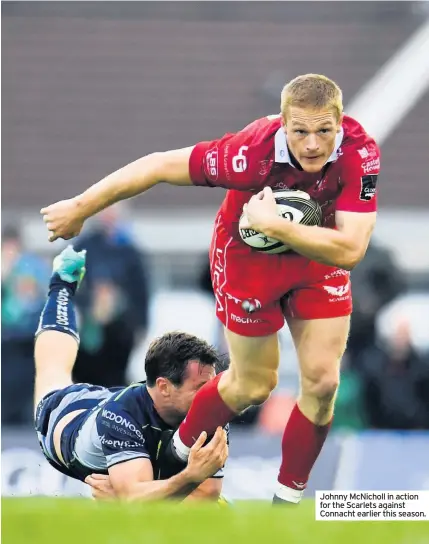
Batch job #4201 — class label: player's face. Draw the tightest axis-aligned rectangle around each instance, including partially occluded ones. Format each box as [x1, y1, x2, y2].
[284, 107, 342, 173]
[170, 362, 216, 421]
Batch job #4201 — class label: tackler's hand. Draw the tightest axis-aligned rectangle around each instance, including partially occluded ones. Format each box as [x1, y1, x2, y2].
[185, 427, 229, 484]
[85, 473, 117, 500]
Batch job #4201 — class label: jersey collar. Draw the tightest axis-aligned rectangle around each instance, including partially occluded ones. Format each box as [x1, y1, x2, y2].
[274, 126, 344, 167]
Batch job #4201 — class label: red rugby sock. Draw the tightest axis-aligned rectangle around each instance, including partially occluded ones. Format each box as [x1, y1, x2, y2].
[278, 403, 332, 490]
[178, 372, 237, 447]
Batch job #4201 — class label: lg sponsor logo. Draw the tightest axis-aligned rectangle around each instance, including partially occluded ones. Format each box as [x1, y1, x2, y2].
[101, 410, 144, 440]
[232, 146, 249, 173]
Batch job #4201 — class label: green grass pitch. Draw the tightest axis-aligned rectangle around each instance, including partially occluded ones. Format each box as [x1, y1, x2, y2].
[2, 498, 427, 544]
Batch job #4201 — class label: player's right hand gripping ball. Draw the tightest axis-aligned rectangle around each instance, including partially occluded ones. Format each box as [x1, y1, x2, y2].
[239, 189, 322, 254]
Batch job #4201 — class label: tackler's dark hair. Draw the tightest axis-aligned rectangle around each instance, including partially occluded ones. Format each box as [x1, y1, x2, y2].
[145, 331, 221, 387]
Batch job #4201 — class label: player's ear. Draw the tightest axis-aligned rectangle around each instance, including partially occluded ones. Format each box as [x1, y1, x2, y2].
[155, 377, 170, 396]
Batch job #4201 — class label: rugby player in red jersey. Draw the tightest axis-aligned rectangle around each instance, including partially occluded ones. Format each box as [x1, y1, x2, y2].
[41, 74, 380, 504]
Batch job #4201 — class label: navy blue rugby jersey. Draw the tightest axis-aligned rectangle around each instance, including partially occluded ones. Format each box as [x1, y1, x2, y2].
[68, 383, 227, 480]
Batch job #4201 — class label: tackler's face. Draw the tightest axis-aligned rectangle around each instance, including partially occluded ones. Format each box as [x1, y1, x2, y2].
[284, 107, 343, 173]
[169, 361, 216, 421]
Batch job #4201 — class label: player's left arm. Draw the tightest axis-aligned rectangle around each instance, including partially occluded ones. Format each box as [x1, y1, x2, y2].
[245, 144, 380, 270]
[259, 206, 376, 270]
[86, 474, 223, 501]
[88, 422, 228, 502]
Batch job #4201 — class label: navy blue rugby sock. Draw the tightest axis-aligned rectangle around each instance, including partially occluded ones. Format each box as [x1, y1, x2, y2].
[35, 273, 79, 343]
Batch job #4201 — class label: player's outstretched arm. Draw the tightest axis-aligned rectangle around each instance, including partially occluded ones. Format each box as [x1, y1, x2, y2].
[107, 428, 228, 502]
[86, 473, 222, 502]
[41, 146, 194, 242]
[86, 473, 223, 502]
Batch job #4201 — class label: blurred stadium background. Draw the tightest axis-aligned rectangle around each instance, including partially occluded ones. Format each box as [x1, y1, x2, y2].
[2, 1, 429, 504]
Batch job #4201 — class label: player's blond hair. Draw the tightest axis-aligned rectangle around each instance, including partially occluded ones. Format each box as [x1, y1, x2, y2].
[281, 74, 343, 121]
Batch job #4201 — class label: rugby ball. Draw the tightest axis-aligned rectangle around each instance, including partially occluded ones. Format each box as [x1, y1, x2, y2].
[239, 189, 322, 254]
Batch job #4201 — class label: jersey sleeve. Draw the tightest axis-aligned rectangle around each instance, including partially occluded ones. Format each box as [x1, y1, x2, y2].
[336, 141, 380, 213]
[97, 401, 150, 469]
[189, 130, 268, 191]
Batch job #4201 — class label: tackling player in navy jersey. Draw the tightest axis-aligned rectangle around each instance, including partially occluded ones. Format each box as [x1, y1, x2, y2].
[34, 246, 228, 502]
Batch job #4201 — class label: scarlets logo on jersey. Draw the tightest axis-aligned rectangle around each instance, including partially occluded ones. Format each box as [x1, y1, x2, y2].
[323, 284, 350, 297]
[205, 148, 219, 181]
[357, 146, 378, 160]
[357, 145, 380, 174]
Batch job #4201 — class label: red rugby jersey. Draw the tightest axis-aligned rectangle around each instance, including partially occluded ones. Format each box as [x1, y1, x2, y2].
[189, 114, 380, 234]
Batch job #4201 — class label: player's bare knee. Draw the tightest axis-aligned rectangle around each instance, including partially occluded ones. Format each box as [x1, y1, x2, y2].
[243, 386, 270, 406]
[244, 371, 278, 405]
[224, 370, 277, 406]
[220, 354, 278, 407]
[301, 368, 339, 402]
